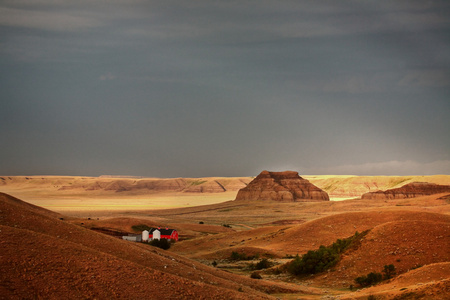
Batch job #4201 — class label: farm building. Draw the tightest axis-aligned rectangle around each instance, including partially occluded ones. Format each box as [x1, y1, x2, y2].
[122, 234, 142, 242]
[122, 227, 179, 243]
[146, 227, 179, 242]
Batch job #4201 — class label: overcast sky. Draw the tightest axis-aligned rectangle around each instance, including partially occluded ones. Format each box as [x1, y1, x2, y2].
[1, 1, 449, 177]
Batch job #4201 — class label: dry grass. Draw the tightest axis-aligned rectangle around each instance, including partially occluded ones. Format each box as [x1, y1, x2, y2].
[1, 174, 450, 299]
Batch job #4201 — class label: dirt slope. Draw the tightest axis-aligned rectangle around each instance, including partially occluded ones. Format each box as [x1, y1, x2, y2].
[172, 225, 289, 259]
[174, 210, 450, 259]
[264, 210, 450, 256]
[340, 262, 450, 299]
[0, 193, 307, 299]
[170, 204, 449, 298]
[311, 219, 450, 288]
[1, 225, 247, 300]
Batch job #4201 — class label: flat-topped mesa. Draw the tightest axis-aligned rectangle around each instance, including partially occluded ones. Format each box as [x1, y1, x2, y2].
[235, 170, 329, 202]
[361, 182, 450, 200]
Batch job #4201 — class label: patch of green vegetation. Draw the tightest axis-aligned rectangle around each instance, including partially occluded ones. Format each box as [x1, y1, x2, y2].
[230, 251, 259, 261]
[383, 264, 396, 280]
[148, 238, 171, 250]
[288, 246, 339, 275]
[354, 265, 396, 287]
[248, 258, 273, 271]
[355, 272, 383, 287]
[288, 231, 368, 276]
[131, 224, 152, 232]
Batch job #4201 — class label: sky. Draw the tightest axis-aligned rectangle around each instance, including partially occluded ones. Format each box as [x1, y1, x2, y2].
[1, 0, 450, 178]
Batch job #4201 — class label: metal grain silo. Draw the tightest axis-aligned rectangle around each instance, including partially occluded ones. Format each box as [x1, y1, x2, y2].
[142, 230, 149, 242]
[153, 229, 161, 240]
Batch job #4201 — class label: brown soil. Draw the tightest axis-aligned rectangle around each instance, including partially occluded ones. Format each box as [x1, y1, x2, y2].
[340, 262, 450, 299]
[0, 193, 313, 299]
[1, 174, 450, 299]
[311, 218, 450, 287]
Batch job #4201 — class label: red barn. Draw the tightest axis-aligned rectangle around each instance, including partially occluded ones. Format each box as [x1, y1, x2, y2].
[149, 227, 178, 241]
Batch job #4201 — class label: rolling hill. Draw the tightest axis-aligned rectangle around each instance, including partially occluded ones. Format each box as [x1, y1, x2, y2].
[0, 192, 309, 299]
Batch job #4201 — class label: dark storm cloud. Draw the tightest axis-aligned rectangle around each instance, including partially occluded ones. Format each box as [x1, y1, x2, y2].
[1, 0, 449, 177]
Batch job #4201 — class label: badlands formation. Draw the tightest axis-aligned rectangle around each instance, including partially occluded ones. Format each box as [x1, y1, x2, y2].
[1, 174, 449, 205]
[1, 171, 450, 299]
[235, 170, 329, 202]
[362, 181, 450, 200]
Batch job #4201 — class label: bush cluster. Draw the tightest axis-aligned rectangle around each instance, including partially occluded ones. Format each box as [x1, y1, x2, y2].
[249, 258, 272, 270]
[230, 251, 258, 261]
[149, 238, 171, 250]
[354, 264, 396, 287]
[288, 231, 368, 276]
[288, 246, 339, 275]
[382, 264, 396, 280]
[355, 272, 382, 287]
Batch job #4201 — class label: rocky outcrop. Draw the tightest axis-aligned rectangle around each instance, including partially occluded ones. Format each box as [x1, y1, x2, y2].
[361, 182, 450, 200]
[235, 170, 329, 202]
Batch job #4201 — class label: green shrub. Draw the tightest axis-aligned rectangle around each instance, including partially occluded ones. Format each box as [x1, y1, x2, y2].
[149, 238, 171, 250]
[287, 231, 368, 276]
[250, 258, 272, 270]
[230, 251, 243, 260]
[383, 264, 396, 280]
[355, 272, 383, 287]
[230, 251, 255, 261]
[288, 246, 340, 275]
[354, 264, 397, 288]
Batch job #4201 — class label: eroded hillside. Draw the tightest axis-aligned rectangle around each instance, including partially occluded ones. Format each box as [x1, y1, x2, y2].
[1, 175, 449, 204]
[0, 193, 309, 299]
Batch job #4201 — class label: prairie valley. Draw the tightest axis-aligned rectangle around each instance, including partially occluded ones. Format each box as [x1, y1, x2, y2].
[1, 174, 449, 299]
